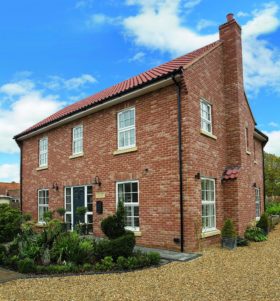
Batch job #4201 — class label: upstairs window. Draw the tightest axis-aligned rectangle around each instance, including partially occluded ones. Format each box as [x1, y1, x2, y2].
[117, 108, 135, 149]
[38, 189, 49, 223]
[245, 126, 250, 153]
[200, 99, 212, 134]
[39, 137, 48, 167]
[72, 125, 83, 155]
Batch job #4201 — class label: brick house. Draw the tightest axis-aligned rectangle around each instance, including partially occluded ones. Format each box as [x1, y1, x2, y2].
[14, 14, 268, 252]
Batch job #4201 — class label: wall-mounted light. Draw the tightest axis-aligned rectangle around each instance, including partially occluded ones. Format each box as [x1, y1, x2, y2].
[195, 172, 201, 180]
[93, 176, 102, 187]
[52, 182, 59, 191]
[252, 183, 257, 188]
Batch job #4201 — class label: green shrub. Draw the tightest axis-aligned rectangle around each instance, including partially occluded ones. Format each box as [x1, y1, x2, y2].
[82, 263, 92, 271]
[95, 232, 135, 260]
[17, 258, 35, 273]
[257, 212, 270, 233]
[101, 201, 126, 239]
[76, 207, 87, 223]
[245, 227, 267, 242]
[95, 256, 115, 271]
[221, 219, 236, 238]
[266, 202, 280, 215]
[147, 252, 161, 265]
[0, 244, 7, 263]
[43, 211, 53, 223]
[0, 204, 22, 243]
[22, 213, 32, 222]
[36, 263, 79, 274]
[56, 208, 66, 217]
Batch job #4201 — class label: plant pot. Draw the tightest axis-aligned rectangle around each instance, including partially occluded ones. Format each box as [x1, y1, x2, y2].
[221, 237, 237, 250]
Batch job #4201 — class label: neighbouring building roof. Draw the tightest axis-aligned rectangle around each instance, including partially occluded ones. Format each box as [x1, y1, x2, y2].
[222, 167, 240, 180]
[0, 182, 20, 196]
[14, 40, 222, 139]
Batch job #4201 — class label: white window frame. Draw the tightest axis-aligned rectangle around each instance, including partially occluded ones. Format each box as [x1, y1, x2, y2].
[117, 107, 136, 150]
[72, 125, 83, 155]
[64, 185, 93, 231]
[116, 180, 139, 232]
[200, 99, 212, 134]
[201, 177, 216, 232]
[245, 126, 250, 152]
[39, 137, 48, 167]
[38, 189, 49, 224]
[255, 187, 261, 220]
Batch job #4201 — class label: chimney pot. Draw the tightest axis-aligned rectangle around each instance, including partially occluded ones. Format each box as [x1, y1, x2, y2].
[226, 13, 234, 22]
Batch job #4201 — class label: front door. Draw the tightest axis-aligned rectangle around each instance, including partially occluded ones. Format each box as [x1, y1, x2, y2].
[73, 186, 85, 226]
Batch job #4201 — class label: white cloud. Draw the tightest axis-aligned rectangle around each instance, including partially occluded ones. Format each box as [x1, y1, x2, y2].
[123, 0, 217, 56]
[184, 0, 202, 10]
[196, 19, 216, 31]
[242, 3, 280, 94]
[237, 11, 250, 18]
[129, 51, 146, 62]
[87, 14, 121, 27]
[75, 0, 93, 9]
[265, 131, 280, 156]
[44, 74, 97, 91]
[0, 80, 35, 96]
[269, 121, 279, 128]
[0, 164, 19, 182]
[0, 80, 64, 153]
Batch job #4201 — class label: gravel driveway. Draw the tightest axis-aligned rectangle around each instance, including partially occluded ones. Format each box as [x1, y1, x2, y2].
[1, 225, 280, 301]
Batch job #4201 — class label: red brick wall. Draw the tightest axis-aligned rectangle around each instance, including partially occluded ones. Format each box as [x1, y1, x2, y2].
[22, 84, 182, 250]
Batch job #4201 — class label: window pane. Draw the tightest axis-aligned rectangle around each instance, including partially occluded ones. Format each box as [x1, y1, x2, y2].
[124, 183, 131, 193]
[87, 186, 92, 194]
[132, 193, 138, 203]
[87, 214, 93, 224]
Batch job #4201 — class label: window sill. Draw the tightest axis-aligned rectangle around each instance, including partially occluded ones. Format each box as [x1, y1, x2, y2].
[256, 217, 260, 221]
[36, 166, 48, 171]
[200, 130, 217, 140]
[246, 150, 251, 155]
[113, 146, 138, 156]
[35, 223, 47, 228]
[201, 229, 221, 238]
[69, 152, 84, 159]
[133, 231, 142, 237]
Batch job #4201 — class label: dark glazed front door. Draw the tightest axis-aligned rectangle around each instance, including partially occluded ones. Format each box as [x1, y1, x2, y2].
[73, 187, 85, 226]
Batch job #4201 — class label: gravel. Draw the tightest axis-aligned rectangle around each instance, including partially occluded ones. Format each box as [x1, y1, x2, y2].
[1, 225, 280, 301]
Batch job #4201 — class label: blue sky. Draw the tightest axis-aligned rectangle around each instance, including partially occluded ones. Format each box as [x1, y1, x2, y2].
[0, 0, 280, 182]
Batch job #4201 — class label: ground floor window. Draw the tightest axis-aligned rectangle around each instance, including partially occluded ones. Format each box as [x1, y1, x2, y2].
[116, 181, 139, 231]
[255, 187, 261, 219]
[38, 189, 49, 223]
[64, 186, 93, 231]
[201, 178, 216, 232]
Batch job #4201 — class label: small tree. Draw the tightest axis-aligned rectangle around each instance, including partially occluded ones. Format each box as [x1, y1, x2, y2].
[76, 207, 87, 224]
[256, 212, 270, 234]
[101, 201, 126, 239]
[221, 219, 236, 238]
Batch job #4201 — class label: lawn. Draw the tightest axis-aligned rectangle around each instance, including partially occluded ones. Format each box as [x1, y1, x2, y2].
[0, 225, 280, 301]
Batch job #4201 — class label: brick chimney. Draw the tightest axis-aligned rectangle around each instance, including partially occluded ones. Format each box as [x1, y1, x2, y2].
[219, 14, 244, 166]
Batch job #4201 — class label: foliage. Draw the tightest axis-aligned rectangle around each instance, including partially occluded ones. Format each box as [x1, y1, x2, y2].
[95, 256, 115, 271]
[221, 219, 237, 238]
[50, 231, 95, 265]
[266, 202, 280, 215]
[40, 219, 63, 249]
[76, 207, 87, 223]
[236, 236, 250, 247]
[22, 213, 32, 222]
[43, 211, 53, 223]
[0, 204, 22, 243]
[56, 208, 66, 217]
[244, 227, 267, 242]
[0, 244, 7, 262]
[256, 213, 270, 233]
[264, 152, 280, 198]
[95, 231, 135, 260]
[101, 201, 126, 239]
[17, 258, 35, 273]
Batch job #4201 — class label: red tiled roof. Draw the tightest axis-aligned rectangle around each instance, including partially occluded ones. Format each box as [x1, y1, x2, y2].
[15, 40, 221, 139]
[222, 167, 240, 180]
[0, 182, 20, 196]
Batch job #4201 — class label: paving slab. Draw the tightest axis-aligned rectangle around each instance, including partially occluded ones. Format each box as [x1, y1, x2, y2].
[0, 267, 25, 283]
[135, 246, 201, 261]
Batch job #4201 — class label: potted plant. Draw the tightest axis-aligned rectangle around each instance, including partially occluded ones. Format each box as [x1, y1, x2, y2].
[221, 219, 237, 250]
[76, 207, 88, 235]
[56, 208, 67, 232]
[256, 212, 270, 235]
